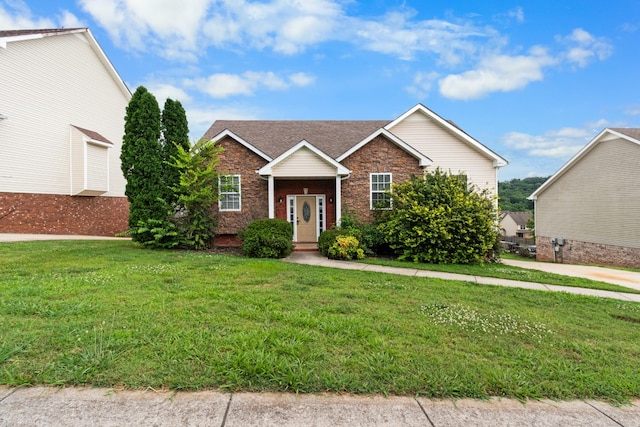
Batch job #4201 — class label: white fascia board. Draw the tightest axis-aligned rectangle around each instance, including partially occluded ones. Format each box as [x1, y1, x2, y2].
[337, 128, 432, 167]
[211, 129, 273, 161]
[258, 140, 351, 176]
[385, 103, 509, 167]
[528, 128, 615, 200]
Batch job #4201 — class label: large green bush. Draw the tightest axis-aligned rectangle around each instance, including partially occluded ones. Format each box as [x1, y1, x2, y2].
[379, 169, 499, 264]
[242, 219, 294, 258]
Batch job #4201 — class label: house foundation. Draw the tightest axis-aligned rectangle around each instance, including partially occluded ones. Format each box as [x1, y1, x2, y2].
[0, 192, 129, 237]
[536, 236, 640, 269]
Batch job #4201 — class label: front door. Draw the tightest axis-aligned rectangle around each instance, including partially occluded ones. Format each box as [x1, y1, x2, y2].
[296, 196, 316, 242]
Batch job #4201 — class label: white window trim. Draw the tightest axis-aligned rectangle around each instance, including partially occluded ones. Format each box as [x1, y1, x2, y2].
[219, 174, 241, 211]
[370, 173, 392, 210]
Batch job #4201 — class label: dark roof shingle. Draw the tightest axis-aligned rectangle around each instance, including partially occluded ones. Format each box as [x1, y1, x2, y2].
[203, 120, 390, 159]
[0, 28, 86, 38]
[610, 128, 640, 141]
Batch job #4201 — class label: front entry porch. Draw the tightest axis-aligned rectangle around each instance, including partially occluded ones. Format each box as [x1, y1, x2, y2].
[273, 179, 335, 243]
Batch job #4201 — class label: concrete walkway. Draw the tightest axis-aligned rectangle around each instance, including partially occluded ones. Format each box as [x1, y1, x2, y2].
[501, 258, 640, 291]
[285, 251, 640, 302]
[1, 386, 639, 427]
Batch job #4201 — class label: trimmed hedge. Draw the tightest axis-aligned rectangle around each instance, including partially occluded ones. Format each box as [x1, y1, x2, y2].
[241, 218, 294, 258]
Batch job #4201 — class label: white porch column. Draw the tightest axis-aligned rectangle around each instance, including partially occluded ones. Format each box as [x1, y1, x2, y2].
[268, 175, 275, 218]
[335, 176, 342, 226]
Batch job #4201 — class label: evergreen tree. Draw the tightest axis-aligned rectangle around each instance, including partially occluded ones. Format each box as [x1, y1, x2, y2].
[161, 98, 190, 206]
[121, 86, 164, 239]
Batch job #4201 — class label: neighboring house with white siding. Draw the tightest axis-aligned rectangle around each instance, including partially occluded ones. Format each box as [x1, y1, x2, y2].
[0, 28, 131, 236]
[529, 128, 640, 268]
[203, 104, 508, 243]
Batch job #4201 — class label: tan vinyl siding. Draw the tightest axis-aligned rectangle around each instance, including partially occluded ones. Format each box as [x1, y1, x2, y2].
[388, 110, 497, 193]
[85, 142, 109, 194]
[535, 137, 640, 249]
[272, 147, 337, 177]
[0, 32, 128, 197]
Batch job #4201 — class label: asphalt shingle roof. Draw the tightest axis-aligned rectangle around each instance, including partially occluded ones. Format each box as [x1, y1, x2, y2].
[202, 120, 391, 159]
[610, 128, 640, 141]
[0, 28, 86, 38]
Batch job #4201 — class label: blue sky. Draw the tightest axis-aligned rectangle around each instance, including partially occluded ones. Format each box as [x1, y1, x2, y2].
[2, 0, 639, 180]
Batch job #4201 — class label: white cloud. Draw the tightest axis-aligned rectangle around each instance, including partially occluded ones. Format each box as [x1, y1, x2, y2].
[74, 0, 500, 66]
[184, 70, 315, 98]
[559, 28, 613, 67]
[507, 7, 524, 23]
[405, 71, 439, 98]
[502, 125, 599, 159]
[352, 9, 496, 64]
[79, 0, 209, 59]
[439, 47, 556, 100]
[289, 72, 316, 87]
[0, 1, 56, 29]
[144, 83, 193, 104]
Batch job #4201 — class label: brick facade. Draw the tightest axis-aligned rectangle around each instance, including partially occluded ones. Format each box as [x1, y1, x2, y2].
[0, 192, 129, 236]
[215, 136, 269, 234]
[214, 133, 424, 239]
[340, 135, 424, 223]
[536, 236, 640, 269]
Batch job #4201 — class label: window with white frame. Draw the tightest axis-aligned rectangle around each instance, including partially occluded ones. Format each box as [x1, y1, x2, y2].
[219, 175, 241, 211]
[370, 173, 392, 209]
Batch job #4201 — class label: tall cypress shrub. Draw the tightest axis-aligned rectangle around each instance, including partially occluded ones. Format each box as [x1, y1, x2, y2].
[121, 86, 165, 240]
[161, 98, 190, 206]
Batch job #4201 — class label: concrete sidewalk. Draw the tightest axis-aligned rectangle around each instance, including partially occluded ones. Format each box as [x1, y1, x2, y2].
[284, 251, 640, 302]
[1, 387, 639, 427]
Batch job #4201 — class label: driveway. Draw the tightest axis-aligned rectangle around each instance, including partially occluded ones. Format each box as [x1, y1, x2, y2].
[502, 258, 640, 291]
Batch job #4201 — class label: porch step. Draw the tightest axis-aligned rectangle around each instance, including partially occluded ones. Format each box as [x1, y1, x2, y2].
[294, 243, 318, 252]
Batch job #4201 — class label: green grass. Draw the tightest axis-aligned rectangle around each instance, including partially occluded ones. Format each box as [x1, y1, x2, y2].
[361, 256, 640, 294]
[1, 240, 640, 403]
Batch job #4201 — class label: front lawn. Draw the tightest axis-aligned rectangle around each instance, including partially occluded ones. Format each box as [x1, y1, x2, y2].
[1, 240, 639, 403]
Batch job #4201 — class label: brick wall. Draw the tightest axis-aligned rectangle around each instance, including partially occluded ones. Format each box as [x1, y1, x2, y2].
[340, 135, 424, 223]
[215, 136, 269, 234]
[213, 134, 424, 236]
[536, 235, 640, 268]
[0, 192, 129, 236]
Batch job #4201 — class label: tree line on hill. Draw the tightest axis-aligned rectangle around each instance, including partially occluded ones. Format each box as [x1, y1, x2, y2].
[498, 177, 549, 212]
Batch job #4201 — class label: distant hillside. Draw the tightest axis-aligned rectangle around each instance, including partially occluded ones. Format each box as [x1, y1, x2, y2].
[498, 177, 549, 212]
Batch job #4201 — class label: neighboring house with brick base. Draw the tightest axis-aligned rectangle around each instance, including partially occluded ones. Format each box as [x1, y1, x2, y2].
[529, 128, 640, 268]
[0, 28, 131, 236]
[203, 104, 508, 243]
